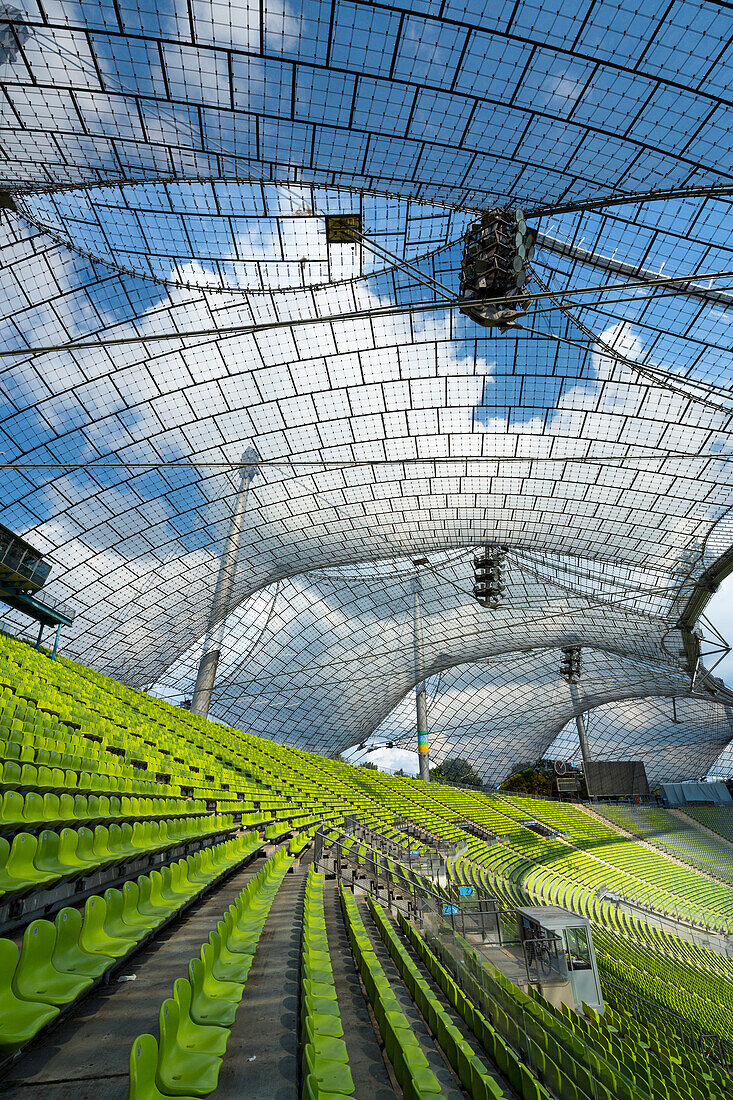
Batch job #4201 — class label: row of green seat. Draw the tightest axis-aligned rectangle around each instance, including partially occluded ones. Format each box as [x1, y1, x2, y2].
[127, 846, 293, 1099]
[289, 828, 317, 856]
[0, 759, 177, 797]
[339, 884, 443, 1099]
[599, 983, 733, 1092]
[593, 923, 733, 1045]
[494, 796, 733, 931]
[0, 832, 261, 1054]
[0, 790, 207, 832]
[592, 805, 733, 886]
[448, 923, 645, 1100]
[447, 841, 733, 1097]
[0, 734, 166, 780]
[394, 910, 552, 1100]
[0, 815, 235, 898]
[367, 895, 508, 1100]
[0, 634, 385, 840]
[301, 868, 354, 1100]
[681, 806, 733, 845]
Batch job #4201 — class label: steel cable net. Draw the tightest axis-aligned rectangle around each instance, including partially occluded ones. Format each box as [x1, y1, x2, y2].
[1, 1, 733, 778]
[549, 695, 733, 787]
[150, 551, 696, 783]
[368, 654, 728, 788]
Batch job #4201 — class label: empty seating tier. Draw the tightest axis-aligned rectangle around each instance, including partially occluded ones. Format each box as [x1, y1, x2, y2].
[2, 632, 732, 1099]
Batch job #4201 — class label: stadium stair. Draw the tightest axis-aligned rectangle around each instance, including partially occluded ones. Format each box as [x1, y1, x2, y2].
[341, 883, 465, 1100]
[366, 894, 514, 1100]
[0, 848, 274, 1097]
[0, 832, 263, 1062]
[2, 632, 733, 1099]
[127, 846, 295, 1098]
[321, 874, 398, 1100]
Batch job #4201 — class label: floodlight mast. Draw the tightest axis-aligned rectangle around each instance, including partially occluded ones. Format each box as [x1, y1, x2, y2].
[190, 447, 260, 719]
[411, 564, 430, 781]
[560, 645, 593, 797]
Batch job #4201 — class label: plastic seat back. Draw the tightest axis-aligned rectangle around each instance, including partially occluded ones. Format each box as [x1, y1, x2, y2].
[0, 938, 60, 1050]
[59, 793, 78, 821]
[149, 869, 176, 912]
[0, 790, 25, 827]
[3, 760, 23, 786]
[12, 920, 69, 1003]
[79, 896, 132, 957]
[119, 822, 135, 852]
[36, 827, 69, 874]
[76, 826, 98, 865]
[9, 831, 46, 886]
[53, 906, 112, 977]
[20, 764, 38, 787]
[57, 827, 85, 871]
[22, 791, 46, 825]
[127, 1033, 166, 1100]
[43, 792, 64, 823]
[92, 825, 112, 862]
[103, 887, 142, 941]
[86, 795, 102, 821]
[121, 879, 153, 927]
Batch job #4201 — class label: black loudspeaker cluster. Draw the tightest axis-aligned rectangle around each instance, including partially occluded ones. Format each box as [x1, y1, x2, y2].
[560, 645, 582, 682]
[473, 545, 508, 608]
[459, 208, 536, 328]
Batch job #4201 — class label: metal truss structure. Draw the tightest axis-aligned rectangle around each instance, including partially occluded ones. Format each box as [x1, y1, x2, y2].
[2, 0, 733, 782]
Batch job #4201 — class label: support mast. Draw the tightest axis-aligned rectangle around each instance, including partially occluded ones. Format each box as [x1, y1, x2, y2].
[411, 570, 430, 781]
[190, 448, 259, 718]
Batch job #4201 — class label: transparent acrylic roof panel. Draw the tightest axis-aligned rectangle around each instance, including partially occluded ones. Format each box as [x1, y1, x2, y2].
[1, 0, 731, 204]
[1, 0, 733, 767]
[15, 183, 473, 293]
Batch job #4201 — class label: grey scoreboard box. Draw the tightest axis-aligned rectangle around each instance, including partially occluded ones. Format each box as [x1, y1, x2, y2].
[584, 760, 649, 798]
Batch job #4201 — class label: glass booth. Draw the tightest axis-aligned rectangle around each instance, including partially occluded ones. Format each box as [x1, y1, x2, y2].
[516, 906, 604, 1014]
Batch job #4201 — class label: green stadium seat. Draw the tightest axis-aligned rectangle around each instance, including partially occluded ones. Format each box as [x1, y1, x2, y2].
[303, 1044, 355, 1094]
[156, 999, 222, 1097]
[103, 888, 145, 943]
[1, 830, 60, 893]
[120, 880, 161, 934]
[0, 939, 60, 1051]
[12, 918, 92, 1004]
[206, 929, 251, 983]
[172, 978, 228, 1057]
[79, 896, 137, 958]
[128, 1035, 201, 1100]
[52, 907, 114, 978]
[302, 1073, 354, 1100]
[188, 957, 239, 1028]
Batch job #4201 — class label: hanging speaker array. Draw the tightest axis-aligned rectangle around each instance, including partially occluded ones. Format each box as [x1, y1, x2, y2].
[459, 208, 536, 328]
[472, 545, 508, 608]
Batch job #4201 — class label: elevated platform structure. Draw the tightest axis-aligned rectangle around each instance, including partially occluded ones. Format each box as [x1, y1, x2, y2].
[0, 525, 74, 634]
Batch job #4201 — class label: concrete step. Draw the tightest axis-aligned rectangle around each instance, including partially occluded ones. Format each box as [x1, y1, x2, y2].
[388, 909, 519, 1100]
[357, 896, 466, 1100]
[214, 854, 310, 1100]
[2, 851, 274, 1100]
[323, 883, 396, 1100]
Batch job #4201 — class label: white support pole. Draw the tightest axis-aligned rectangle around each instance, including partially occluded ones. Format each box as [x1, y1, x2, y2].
[569, 678, 593, 796]
[411, 574, 430, 781]
[190, 448, 259, 718]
